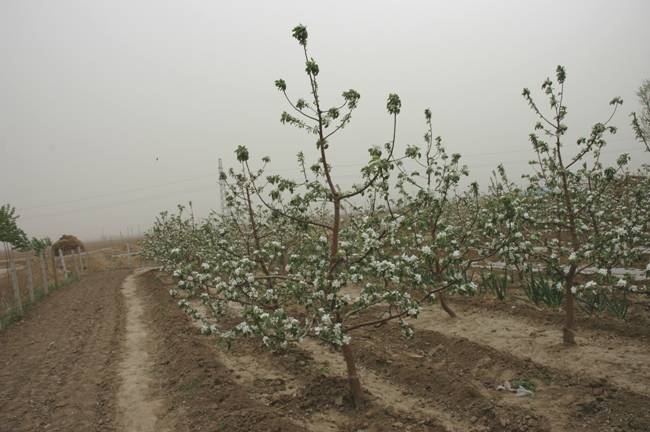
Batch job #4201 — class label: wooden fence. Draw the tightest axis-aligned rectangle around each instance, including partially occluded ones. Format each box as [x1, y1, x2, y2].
[0, 243, 142, 329]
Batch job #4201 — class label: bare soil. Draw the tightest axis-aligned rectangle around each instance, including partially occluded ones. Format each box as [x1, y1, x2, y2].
[138, 271, 308, 432]
[2, 269, 649, 431]
[0, 270, 129, 432]
[150, 270, 650, 431]
[118, 270, 170, 432]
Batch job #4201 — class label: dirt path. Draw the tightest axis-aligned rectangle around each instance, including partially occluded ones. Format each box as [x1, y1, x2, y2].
[0, 270, 129, 432]
[117, 269, 171, 431]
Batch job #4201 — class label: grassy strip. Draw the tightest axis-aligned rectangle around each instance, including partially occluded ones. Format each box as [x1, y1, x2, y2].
[0, 274, 80, 331]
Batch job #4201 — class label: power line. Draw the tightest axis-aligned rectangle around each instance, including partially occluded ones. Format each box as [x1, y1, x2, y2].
[21, 173, 217, 211]
[21, 183, 217, 220]
[17, 143, 646, 213]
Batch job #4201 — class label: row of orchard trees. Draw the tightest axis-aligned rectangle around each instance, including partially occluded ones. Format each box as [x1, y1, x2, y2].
[141, 25, 650, 406]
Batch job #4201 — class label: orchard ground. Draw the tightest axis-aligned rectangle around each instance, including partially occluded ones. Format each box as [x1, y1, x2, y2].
[0, 267, 649, 432]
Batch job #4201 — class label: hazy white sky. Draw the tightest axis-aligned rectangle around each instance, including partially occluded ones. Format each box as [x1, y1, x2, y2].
[1, 0, 649, 240]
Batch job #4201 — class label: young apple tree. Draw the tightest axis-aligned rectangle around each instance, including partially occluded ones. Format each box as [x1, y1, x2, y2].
[378, 109, 521, 317]
[144, 25, 432, 407]
[520, 66, 648, 344]
[631, 79, 650, 152]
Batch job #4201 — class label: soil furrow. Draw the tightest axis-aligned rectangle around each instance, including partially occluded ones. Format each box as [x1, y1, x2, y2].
[139, 270, 650, 432]
[138, 271, 307, 432]
[352, 318, 650, 431]
[413, 302, 650, 395]
[184, 288, 453, 431]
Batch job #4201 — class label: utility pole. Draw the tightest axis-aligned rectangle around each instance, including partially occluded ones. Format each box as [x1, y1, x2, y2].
[189, 201, 196, 226]
[218, 158, 228, 215]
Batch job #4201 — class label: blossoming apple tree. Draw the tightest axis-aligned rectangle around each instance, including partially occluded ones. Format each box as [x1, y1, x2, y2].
[377, 110, 522, 317]
[144, 25, 433, 407]
[519, 66, 650, 344]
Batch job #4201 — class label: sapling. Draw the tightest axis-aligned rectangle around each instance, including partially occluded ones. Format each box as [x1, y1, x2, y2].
[0, 204, 29, 269]
[0, 204, 28, 250]
[631, 79, 650, 152]
[144, 25, 426, 407]
[21, 237, 52, 255]
[520, 66, 649, 344]
[246, 24, 419, 406]
[382, 110, 520, 316]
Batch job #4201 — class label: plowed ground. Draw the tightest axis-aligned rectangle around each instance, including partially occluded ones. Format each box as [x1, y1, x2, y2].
[1, 269, 649, 432]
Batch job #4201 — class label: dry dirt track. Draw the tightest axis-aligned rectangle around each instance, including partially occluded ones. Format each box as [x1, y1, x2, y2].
[0, 269, 303, 432]
[0, 270, 129, 432]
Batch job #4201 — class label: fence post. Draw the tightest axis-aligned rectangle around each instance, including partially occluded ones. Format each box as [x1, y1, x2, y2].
[76, 246, 83, 272]
[50, 249, 59, 286]
[72, 249, 80, 278]
[9, 254, 23, 316]
[26, 255, 34, 303]
[127, 243, 131, 267]
[58, 249, 68, 278]
[40, 252, 49, 295]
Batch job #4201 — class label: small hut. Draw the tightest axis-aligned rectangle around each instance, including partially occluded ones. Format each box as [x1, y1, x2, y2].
[52, 234, 85, 256]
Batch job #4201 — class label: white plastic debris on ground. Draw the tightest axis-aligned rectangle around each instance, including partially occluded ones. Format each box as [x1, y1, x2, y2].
[496, 381, 534, 397]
